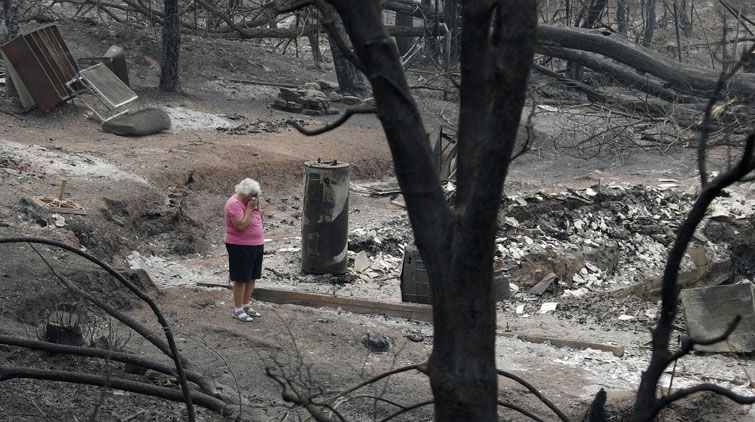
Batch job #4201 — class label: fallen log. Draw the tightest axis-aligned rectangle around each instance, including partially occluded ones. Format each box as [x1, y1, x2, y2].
[536, 24, 755, 99]
[539, 46, 707, 104]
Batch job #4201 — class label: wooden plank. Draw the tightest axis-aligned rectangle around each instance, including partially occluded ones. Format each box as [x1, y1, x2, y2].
[196, 283, 433, 322]
[497, 331, 625, 357]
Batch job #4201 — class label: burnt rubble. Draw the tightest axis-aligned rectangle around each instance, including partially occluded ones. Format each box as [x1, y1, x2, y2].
[271, 80, 364, 115]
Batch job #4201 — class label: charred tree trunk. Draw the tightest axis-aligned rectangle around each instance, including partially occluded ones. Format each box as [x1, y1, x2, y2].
[306, 7, 322, 69]
[444, 0, 459, 61]
[159, 0, 181, 92]
[642, 0, 657, 47]
[617, 0, 627, 34]
[314, 1, 537, 420]
[323, 6, 366, 96]
[3, 0, 19, 98]
[395, 10, 414, 56]
[583, 0, 607, 28]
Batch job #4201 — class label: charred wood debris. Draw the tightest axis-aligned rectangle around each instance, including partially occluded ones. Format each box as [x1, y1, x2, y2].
[345, 181, 754, 325]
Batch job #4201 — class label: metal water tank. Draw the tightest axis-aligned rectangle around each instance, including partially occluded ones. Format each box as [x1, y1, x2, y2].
[301, 160, 350, 274]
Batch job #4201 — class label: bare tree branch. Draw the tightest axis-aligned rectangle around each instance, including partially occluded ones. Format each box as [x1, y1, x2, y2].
[0, 237, 195, 419]
[335, 362, 428, 399]
[286, 107, 377, 136]
[0, 335, 214, 392]
[668, 316, 742, 362]
[497, 400, 545, 422]
[377, 400, 433, 422]
[652, 384, 755, 418]
[497, 370, 570, 422]
[631, 134, 755, 421]
[266, 366, 340, 422]
[0, 366, 231, 415]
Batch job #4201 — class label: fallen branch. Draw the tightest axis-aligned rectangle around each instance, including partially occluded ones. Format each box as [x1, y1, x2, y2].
[536, 24, 755, 98]
[0, 335, 213, 393]
[0, 237, 195, 420]
[287, 107, 377, 136]
[0, 366, 231, 415]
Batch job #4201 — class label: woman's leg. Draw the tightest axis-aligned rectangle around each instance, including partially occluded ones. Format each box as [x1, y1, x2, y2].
[243, 279, 256, 304]
[233, 281, 247, 308]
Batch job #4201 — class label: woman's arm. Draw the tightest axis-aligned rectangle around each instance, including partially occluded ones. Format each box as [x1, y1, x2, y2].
[231, 205, 253, 231]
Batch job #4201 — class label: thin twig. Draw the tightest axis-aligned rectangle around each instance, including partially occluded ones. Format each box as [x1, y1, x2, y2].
[377, 400, 433, 422]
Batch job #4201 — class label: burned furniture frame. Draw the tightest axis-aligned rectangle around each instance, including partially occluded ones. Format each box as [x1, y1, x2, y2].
[66, 63, 138, 122]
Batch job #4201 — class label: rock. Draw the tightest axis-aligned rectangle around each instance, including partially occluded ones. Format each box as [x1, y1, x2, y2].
[327, 92, 344, 102]
[528, 272, 557, 296]
[317, 80, 339, 91]
[405, 332, 424, 342]
[303, 82, 320, 90]
[342, 95, 361, 105]
[305, 89, 327, 100]
[102, 108, 171, 136]
[362, 332, 391, 353]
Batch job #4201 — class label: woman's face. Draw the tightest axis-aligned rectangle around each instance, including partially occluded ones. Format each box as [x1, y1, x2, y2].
[241, 192, 259, 206]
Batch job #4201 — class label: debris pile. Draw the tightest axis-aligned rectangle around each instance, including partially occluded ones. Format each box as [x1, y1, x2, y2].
[271, 80, 362, 115]
[216, 119, 291, 135]
[495, 182, 754, 322]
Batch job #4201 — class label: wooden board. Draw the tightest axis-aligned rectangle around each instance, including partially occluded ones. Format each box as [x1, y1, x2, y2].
[497, 331, 625, 357]
[196, 283, 433, 322]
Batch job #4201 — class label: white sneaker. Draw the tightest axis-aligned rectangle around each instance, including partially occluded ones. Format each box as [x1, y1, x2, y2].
[244, 306, 261, 317]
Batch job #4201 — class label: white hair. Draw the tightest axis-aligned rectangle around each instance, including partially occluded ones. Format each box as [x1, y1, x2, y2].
[235, 178, 260, 196]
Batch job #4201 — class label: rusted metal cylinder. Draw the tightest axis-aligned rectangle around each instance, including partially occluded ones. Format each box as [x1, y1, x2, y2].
[301, 160, 350, 274]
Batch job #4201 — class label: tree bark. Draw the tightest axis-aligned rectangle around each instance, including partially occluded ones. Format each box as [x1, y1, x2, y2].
[306, 7, 322, 69]
[642, 0, 657, 47]
[582, 0, 608, 29]
[537, 24, 755, 98]
[431, 2, 537, 420]
[159, 0, 181, 92]
[395, 10, 414, 56]
[322, 4, 366, 97]
[617, 0, 627, 34]
[444, 0, 459, 60]
[312, 2, 534, 419]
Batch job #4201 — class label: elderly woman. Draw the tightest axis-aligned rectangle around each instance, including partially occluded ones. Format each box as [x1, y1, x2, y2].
[225, 178, 264, 322]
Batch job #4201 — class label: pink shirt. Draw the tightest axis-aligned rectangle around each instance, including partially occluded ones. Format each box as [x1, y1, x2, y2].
[224, 194, 264, 246]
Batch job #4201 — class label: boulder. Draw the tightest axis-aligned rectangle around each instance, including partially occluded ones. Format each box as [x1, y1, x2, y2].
[102, 108, 171, 136]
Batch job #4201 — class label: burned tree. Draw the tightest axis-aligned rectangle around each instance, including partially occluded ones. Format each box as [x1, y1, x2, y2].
[320, 3, 367, 97]
[274, 0, 754, 420]
[280, 0, 538, 419]
[159, 0, 181, 92]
